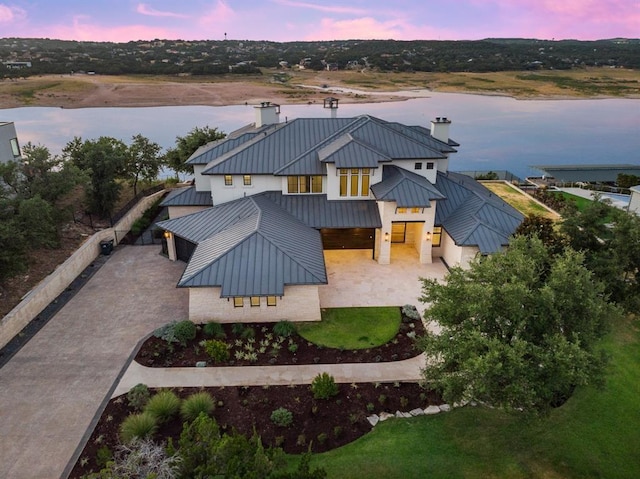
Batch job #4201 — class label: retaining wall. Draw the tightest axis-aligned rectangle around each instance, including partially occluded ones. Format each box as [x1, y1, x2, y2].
[0, 190, 166, 349]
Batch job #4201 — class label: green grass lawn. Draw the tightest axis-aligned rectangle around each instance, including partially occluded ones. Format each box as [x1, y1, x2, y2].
[297, 315, 640, 478]
[296, 307, 401, 349]
[554, 191, 593, 212]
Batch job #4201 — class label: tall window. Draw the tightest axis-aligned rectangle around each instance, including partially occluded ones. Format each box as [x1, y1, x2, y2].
[339, 168, 370, 197]
[287, 176, 322, 194]
[243, 175, 252, 186]
[224, 175, 233, 186]
[10, 138, 20, 157]
[432, 226, 442, 247]
[233, 297, 243, 307]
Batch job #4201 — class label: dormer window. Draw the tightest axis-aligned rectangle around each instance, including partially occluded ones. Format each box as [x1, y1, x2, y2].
[339, 168, 370, 197]
[287, 176, 322, 194]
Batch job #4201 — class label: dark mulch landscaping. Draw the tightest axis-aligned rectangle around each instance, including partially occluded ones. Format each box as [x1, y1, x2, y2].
[135, 313, 425, 368]
[70, 382, 442, 478]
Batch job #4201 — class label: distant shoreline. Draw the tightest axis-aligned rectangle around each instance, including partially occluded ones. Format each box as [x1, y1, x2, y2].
[1, 69, 638, 110]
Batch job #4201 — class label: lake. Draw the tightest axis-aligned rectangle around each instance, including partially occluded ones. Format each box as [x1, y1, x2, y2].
[1, 92, 639, 180]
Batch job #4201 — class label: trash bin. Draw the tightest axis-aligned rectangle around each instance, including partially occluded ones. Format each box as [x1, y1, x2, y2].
[100, 239, 114, 256]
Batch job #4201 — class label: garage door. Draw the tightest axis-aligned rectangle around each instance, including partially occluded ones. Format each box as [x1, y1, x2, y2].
[175, 236, 196, 262]
[320, 228, 375, 250]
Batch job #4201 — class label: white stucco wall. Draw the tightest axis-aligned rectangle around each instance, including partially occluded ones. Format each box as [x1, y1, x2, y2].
[210, 175, 282, 204]
[193, 165, 210, 191]
[629, 188, 640, 215]
[188, 285, 322, 323]
[167, 205, 210, 219]
[439, 230, 480, 269]
[388, 159, 439, 184]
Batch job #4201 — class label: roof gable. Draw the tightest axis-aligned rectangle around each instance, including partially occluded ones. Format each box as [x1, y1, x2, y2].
[160, 186, 213, 207]
[371, 165, 446, 207]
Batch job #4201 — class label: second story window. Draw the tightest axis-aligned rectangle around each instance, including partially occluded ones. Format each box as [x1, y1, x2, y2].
[243, 175, 252, 186]
[224, 175, 233, 186]
[414, 162, 422, 170]
[287, 176, 322, 194]
[339, 168, 370, 197]
[426, 162, 434, 170]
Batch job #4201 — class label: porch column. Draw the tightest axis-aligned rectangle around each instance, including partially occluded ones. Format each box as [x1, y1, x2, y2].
[165, 232, 177, 261]
[378, 228, 391, 264]
[419, 222, 433, 264]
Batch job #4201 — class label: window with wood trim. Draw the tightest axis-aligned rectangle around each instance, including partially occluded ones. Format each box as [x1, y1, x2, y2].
[243, 175, 252, 186]
[233, 297, 243, 308]
[396, 207, 407, 214]
[339, 168, 370, 197]
[250, 296, 260, 307]
[287, 176, 323, 194]
[267, 296, 277, 306]
[432, 226, 442, 247]
[411, 207, 421, 213]
[224, 175, 233, 186]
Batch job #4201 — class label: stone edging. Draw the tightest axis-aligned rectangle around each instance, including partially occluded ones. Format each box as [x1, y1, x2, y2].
[367, 401, 477, 426]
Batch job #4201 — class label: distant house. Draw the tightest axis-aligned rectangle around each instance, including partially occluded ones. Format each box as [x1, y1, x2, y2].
[628, 185, 640, 215]
[158, 103, 523, 323]
[0, 122, 21, 164]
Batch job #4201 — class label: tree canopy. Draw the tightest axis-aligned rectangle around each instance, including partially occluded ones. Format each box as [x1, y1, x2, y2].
[419, 235, 619, 414]
[163, 126, 226, 178]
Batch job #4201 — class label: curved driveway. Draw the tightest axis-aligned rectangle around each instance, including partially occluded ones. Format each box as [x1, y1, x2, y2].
[0, 246, 187, 479]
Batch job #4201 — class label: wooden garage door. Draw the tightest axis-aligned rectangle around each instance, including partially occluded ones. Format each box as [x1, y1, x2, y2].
[320, 228, 375, 250]
[175, 236, 196, 262]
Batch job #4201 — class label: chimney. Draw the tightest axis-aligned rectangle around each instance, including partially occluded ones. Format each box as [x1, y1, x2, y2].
[254, 101, 280, 128]
[323, 97, 339, 119]
[430, 116, 451, 143]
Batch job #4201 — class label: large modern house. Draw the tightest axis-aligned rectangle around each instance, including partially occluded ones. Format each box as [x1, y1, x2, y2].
[0, 121, 21, 164]
[158, 102, 523, 323]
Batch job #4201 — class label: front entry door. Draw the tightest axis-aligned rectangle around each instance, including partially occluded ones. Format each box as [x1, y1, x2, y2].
[391, 222, 406, 243]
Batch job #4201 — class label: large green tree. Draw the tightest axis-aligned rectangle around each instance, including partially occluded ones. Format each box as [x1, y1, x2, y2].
[163, 126, 226, 178]
[124, 134, 162, 196]
[419, 236, 618, 414]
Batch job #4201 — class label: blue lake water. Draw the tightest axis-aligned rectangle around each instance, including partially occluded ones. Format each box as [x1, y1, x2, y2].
[1, 92, 639, 180]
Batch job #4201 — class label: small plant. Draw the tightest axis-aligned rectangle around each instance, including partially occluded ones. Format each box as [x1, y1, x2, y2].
[127, 383, 150, 411]
[231, 323, 246, 336]
[366, 402, 375, 412]
[401, 304, 421, 321]
[288, 342, 299, 353]
[296, 434, 306, 447]
[317, 433, 328, 445]
[311, 404, 319, 415]
[144, 390, 181, 423]
[400, 396, 410, 409]
[96, 445, 113, 468]
[273, 320, 296, 338]
[407, 331, 416, 339]
[241, 326, 255, 339]
[270, 407, 293, 427]
[200, 339, 230, 363]
[275, 436, 285, 447]
[119, 412, 158, 443]
[349, 413, 360, 425]
[311, 372, 339, 400]
[419, 392, 427, 402]
[378, 394, 387, 405]
[203, 321, 226, 339]
[181, 392, 215, 422]
[333, 426, 343, 438]
[173, 320, 197, 346]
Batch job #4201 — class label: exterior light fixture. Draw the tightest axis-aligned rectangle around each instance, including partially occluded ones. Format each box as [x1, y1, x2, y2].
[163, 231, 171, 239]
[384, 232, 390, 242]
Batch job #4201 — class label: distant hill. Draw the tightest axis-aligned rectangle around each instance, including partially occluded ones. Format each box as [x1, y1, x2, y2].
[1, 37, 638, 77]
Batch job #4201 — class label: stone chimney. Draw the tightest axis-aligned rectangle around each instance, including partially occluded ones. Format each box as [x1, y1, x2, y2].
[323, 97, 339, 119]
[430, 117, 451, 143]
[254, 102, 280, 128]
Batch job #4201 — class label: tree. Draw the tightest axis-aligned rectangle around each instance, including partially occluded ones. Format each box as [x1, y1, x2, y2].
[419, 235, 618, 414]
[616, 173, 640, 189]
[17, 195, 59, 248]
[0, 201, 26, 281]
[125, 134, 162, 196]
[514, 214, 564, 254]
[163, 126, 226, 178]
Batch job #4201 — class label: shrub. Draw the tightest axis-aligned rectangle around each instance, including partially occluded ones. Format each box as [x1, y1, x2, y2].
[333, 426, 343, 438]
[317, 433, 328, 445]
[174, 320, 197, 346]
[144, 390, 181, 423]
[400, 396, 409, 409]
[288, 342, 299, 353]
[153, 322, 178, 344]
[127, 383, 151, 411]
[366, 402, 375, 412]
[378, 394, 387, 405]
[203, 321, 226, 339]
[119, 412, 158, 443]
[240, 326, 255, 339]
[401, 304, 421, 321]
[270, 407, 294, 427]
[96, 446, 112, 469]
[200, 339, 230, 363]
[273, 320, 296, 338]
[181, 392, 215, 422]
[296, 434, 306, 447]
[231, 323, 246, 336]
[311, 372, 339, 400]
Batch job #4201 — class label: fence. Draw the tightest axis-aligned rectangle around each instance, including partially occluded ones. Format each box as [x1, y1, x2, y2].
[0, 189, 167, 350]
[457, 170, 522, 183]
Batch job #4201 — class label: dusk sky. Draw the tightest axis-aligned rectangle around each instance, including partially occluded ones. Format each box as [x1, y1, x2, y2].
[0, 0, 638, 43]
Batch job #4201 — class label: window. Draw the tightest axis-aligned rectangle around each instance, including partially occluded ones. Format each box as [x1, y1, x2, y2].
[224, 175, 233, 186]
[426, 162, 434, 170]
[10, 138, 20, 157]
[339, 168, 370, 197]
[287, 176, 323, 194]
[233, 297, 244, 308]
[267, 296, 277, 306]
[243, 175, 252, 186]
[250, 296, 260, 307]
[396, 207, 407, 214]
[411, 207, 421, 213]
[414, 162, 422, 170]
[432, 226, 442, 247]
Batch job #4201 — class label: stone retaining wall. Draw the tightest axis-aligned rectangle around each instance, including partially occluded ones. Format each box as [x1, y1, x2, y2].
[0, 190, 166, 349]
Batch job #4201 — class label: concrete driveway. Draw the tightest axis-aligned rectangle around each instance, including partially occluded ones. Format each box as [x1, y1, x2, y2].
[319, 245, 448, 313]
[0, 246, 187, 479]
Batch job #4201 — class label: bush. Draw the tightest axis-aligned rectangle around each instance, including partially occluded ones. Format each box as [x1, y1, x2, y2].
[401, 304, 421, 321]
[311, 372, 339, 400]
[200, 339, 230, 363]
[144, 390, 181, 423]
[127, 383, 151, 411]
[273, 320, 296, 338]
[174, 320, 197, 346]
[96, 446, 112, 469]
[119, 412, 158, 443]
[231, 323, 246, 336]
[317, 432, 328, 445]
[270, 407, 293, 427]
[181, 392, 215, 422]
[203, 321, 226, 339]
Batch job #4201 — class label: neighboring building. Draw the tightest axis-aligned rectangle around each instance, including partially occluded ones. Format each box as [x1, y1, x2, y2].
[533, 164, 640, 183]
[158, 103, 523, 323]
[0, 122, 21, 163]
[628, 185, 640, 215]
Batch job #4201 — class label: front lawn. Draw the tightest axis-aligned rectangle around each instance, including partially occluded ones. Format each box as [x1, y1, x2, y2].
[301, 314, 640, 478]
[296, 307, 402, 349]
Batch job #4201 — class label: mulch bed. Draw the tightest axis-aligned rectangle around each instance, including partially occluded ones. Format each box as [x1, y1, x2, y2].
[134, 311, 425, 368]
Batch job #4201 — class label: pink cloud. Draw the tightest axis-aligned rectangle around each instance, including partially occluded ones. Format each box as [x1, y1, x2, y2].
[272, 0, 368, 15]
[48, 15, 179, 42]
[0, 3, 26, 23]
[136, 3, 189, 19]
[304, 17, 454, 41]
[200, 0, 236, 25]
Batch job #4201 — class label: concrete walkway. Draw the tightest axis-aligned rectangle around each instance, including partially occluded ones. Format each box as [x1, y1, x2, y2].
[0, 246, 188, 479]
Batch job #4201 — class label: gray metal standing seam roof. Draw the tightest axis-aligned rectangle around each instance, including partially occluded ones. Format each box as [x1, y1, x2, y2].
[160, 186, 213, 207]
[435, 171, 523, 253]
[158, 194, 327, 296]
[371, 165, 446, 208]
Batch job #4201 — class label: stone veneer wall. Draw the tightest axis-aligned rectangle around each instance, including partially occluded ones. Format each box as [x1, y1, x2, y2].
[0, 190, 166, 349]
[188, 285, 322, 323]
